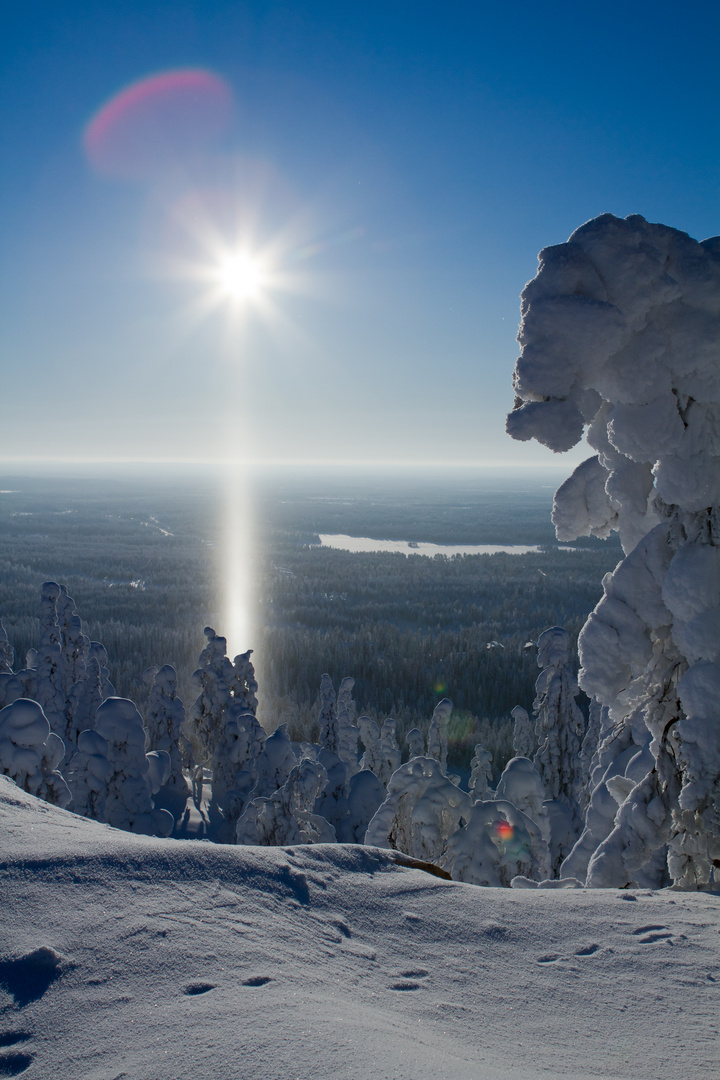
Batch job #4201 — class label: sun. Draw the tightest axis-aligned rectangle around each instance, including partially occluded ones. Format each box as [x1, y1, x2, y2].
[216, 251, 265, 302]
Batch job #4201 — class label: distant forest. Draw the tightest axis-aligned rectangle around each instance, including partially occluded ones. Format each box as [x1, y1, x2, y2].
[0, 469, 622, 774]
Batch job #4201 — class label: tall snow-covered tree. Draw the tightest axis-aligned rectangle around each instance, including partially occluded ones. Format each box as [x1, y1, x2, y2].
[187, 627, 234, 764]
[93, 697, 173, 836]
[507, 213, 720, 888]
[210, 702, 266, 839]
[335, 676, 360, 776]
[145, 665, 189, 800]
[531, 627, 585, 814]
[426, 698, 452, 774]
[468, 743, 493, 800]
[229, 649, 258, 715]
[511, 705, 535, 760]
[317, 673, 338, 753]
[0, 620, 14, 674]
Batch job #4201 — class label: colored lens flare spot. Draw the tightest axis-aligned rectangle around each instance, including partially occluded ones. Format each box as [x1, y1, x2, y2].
[84, 68, 233, 181]
[496, 821, 514, 841]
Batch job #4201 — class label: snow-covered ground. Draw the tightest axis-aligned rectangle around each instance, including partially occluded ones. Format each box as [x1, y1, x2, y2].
[2, 777, 717, 1080]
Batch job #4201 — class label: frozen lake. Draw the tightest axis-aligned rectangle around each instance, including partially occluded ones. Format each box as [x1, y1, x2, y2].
[318, 533, 542, 556]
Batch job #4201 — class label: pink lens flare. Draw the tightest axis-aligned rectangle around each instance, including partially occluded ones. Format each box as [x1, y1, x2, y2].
[84, 69, 233, 181]
[496, 821, 514, 841]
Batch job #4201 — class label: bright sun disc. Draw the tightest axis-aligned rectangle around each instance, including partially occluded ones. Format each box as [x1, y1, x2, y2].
[218, 252, 264, 301]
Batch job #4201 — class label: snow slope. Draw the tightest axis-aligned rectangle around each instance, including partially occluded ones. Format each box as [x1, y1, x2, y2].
[1, 777, 717, 1080]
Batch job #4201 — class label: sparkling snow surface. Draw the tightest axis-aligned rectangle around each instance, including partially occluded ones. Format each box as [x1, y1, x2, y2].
[1, 777, 717, 1080]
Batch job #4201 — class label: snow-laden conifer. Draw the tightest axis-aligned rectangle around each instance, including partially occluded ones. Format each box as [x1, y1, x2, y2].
[344, 769, 386, 842]
[93, 697, 173, 836]
[0, 620, 14, 674]
[507, 213, 720, 888]
[229, 649, 258, 714]
[377, 718, 401, 786]
[365, 756, 471, 863]
[511, 705, 535, 760]
[33, 582, 65, 737]
[0, 672, 23, 710]
[314, 748, 349, 840]
[468, 743, 493, 799]
[426, 698, 452, 774]
[442, 799, 548, 886]
[88, 640, 115, 701]
[0, 698, 71, 808]
[65, 728, 112, 820]
[187, 627, 234, 763]
[335, 676, 360, 776]
[145, 664, 188, 799]
[495, 757, 547, 828]
[236, 757, 335, 845]
[531, 627, 585, 816]
[251, 723, 297, 799]
[405, 727, 424, 759]
[358, 716, 382, 775]
[317, 673, 338, 753]
[210, 702, 266, 838]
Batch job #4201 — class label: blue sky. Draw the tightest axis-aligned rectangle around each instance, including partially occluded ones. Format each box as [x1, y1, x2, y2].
[1, 1, 718, 467]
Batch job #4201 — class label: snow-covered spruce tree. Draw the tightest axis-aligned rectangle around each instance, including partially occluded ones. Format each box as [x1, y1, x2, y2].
[229, 649, 258, 714]
[0, 671, 23, 710]
[236, 757, 335, 845]
[406, 727, 425, 759]
[0, 620, 14, 674]
[21, 583, 111, 755]
[0, 698, 71, 808]
[32, 582, 66, 738]
[344, 768, 386, 843]
[365, 756, 471, 863]
[88, 640, 115, 702]
[65, 729, 112, 820]
[376, 718, 401, 786]
[511, 705, 536, 760]
[210, 702, 267, 840]
[317, 673, 338, 752]
[145, 665, 189, 801]
[335, 676, 360, 778]
[468, 742, 493, 799]
[531, 627, 585, 814]
[251, 723, 298, 799]
[187, 627, 234, 765]
[495, 757, 549, 839]
[358, 716, 382, 776]
[442, 799, 549, 887]
[93, 697, 173, 836]
[507, 213, 720, 888]
[427, 697, 452, 774]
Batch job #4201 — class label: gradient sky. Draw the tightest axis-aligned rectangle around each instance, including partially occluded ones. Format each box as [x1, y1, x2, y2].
[1, 1, 718, 468]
